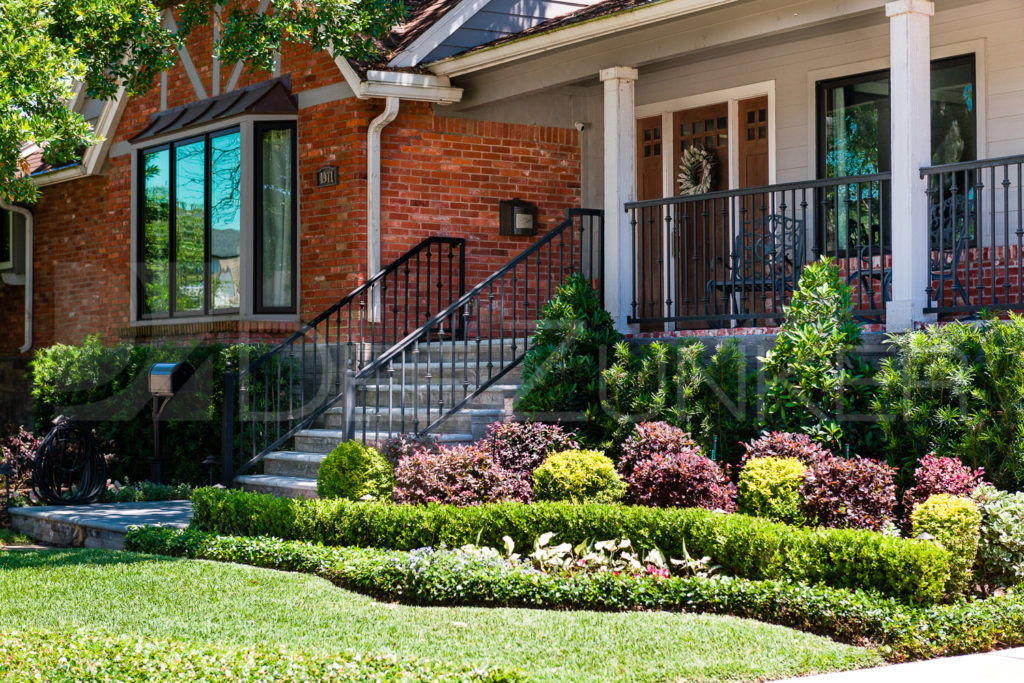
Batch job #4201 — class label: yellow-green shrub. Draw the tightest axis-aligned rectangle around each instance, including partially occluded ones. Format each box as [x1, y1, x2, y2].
[911, 493, 982, 596]
[532, 450, 625, 504]
[738, 457, 807, 526]
[317, 441, 394, 501]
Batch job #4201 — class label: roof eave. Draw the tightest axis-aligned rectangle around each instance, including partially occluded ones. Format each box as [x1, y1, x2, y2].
[425, 0, 738, 78]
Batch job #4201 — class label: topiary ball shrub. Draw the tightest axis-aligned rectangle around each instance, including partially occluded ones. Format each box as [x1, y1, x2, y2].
[737, 457, 807, 525]
[903, 453, 985, 517]
[625, 447, 736, 511]
[378, 433, 439, 468]
[532, 449, 625, 504]
[911, 493, 982, 596]
[740, 431, 831, 465]
[316, 441, 394, 501]
[971, 484, 1024, 592]
[484, 420, 580, 476]
[618, 421, 698, 476]
[801, 455, 897, 531]
[393, 444, 531, 506]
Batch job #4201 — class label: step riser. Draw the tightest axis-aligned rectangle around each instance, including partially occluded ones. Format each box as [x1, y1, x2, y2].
[238, 479, 318, 499]
[264, 457, 323, 479]
[327, 411, 500, 434]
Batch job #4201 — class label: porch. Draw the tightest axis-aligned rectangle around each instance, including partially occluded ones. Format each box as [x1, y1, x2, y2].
[624, 153, 1024, 330]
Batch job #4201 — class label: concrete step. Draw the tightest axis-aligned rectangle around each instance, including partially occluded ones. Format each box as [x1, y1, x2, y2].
[8, 501, 192, 550]
[328, 406, 506, 435]
[354, 383, 519, 410]
[263, 450, 326, 478]
[294, 428, 475, 454]
[234, 474, 319, 499]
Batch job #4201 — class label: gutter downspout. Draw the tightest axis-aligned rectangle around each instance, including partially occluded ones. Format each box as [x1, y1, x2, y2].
[0, 201, 33, 353]
[367, 96, 400, 319]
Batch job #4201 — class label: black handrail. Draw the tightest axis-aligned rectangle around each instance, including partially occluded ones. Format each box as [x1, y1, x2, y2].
[346, 208, 604, 442]
[221, 235, 467, 482]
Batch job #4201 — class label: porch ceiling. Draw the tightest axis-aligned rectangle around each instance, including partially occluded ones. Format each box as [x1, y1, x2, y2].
[441, 0, 893, 109]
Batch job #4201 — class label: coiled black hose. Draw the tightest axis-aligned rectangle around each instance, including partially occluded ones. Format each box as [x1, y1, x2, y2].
[32, 420, 106, 505]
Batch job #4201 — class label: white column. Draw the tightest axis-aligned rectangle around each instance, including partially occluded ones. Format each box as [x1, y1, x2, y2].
[600, 66, 639, 334]
[885, 0, 934, 332]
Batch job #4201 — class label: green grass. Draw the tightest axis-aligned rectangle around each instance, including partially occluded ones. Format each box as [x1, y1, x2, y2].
[0, 549, 881, 683]
[0, 528, 32, 546]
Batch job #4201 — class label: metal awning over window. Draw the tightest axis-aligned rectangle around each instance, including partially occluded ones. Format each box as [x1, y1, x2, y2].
[130, 76, 297, 144]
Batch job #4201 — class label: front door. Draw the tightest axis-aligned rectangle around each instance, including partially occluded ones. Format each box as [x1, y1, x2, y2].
[672, 103, 729, 326]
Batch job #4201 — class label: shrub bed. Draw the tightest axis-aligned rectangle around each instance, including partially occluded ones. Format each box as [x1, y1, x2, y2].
[0, 626, 520, 682]
[126, 527, 1024, 663]
[190, 487, 951, 603]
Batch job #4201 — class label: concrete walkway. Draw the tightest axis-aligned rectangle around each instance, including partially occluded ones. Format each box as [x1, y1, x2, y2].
[778, 648, 1024, 682]
[8, 500, 191, 550]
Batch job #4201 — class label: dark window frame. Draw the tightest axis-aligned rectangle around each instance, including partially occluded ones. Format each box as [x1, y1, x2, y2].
[253, 121, 299, 315]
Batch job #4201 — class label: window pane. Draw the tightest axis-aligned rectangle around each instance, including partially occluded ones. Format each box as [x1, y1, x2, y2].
[260, 127, 294, 310]
[0, 211, 11, 265]
[823, 75, 888, 179]
[142, 148, 170, 315]
[175, 140, 206, 313]
[210, 132, 241, 310]
[932, 60, 975, 166]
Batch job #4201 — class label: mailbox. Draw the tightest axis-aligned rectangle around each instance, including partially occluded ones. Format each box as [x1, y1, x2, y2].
[498, 198, 538, 236]
[149, 362, 196, 397]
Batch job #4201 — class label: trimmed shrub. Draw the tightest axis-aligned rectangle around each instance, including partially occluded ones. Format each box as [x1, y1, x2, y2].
[625, 450, 736, 511]
[317, 441, 394, 501]
[532, 449, 625, 504]
[0, 626, 520, 682]
[912, 494, 982, 595]
[872, 315, 1024, 489]
[100, 479, 192, 503]
[515, 274, 623, 436]
[187, 489, 948, 602]
[741, 431, 831, 465]
[738, 457, 807, 525]
[801, 456, 898, 531]
[760, 259, 877, 448]
[393, 445, 531, 506]
[30, 336, 265, 485]
[617, 421, 697, 476]
[129, 527, 1024, 661]
[484, 420, 579, 476]
[971, 484, 1024, 591]
[903, 454, 985, 516]
[378, 433, 439, 468]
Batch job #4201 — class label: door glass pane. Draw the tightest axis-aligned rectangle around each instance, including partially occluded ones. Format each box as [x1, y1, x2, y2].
[142, 148, 170, 315]
[260, 127, 294, 310]
[210, 131, 241, 310]
[175, 139, 206, 313]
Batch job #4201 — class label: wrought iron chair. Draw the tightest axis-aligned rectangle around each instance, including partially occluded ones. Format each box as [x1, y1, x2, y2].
[929, 193, 973, 309]
[705, 214, 805, 325]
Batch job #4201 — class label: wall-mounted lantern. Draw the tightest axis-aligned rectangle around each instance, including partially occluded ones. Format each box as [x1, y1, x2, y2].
[499, 198, 538, 236]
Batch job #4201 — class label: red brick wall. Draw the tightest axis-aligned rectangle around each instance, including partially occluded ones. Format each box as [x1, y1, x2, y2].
[2, 11, 582, 364]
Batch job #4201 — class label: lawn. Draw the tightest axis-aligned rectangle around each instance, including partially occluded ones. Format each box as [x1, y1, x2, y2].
[0, 549, 881, 683]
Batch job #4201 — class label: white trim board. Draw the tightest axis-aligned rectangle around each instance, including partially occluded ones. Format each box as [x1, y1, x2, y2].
[635, 80, 777, 196]
[389, 0, 493, 68]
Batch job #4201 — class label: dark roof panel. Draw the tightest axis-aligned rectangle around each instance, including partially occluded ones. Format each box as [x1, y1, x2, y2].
[130, 76, 296, 144]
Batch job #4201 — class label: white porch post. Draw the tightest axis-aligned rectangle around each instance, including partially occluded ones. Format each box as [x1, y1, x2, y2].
[600, 66, 639, 333]
[886, 0, 935, 332]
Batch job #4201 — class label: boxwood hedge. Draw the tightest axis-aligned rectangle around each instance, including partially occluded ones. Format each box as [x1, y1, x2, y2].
[190, 487, 951, 604]
[125, 527, 1024, 663]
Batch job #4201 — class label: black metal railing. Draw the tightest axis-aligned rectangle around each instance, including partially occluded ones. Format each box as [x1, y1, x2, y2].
[923, 153, 1024, 317]
[345, 209, 604, 443]
[625, 173, 891, 327]
[221, 236, 466, 482]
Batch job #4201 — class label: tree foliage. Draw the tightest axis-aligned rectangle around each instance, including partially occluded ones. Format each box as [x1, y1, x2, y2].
[0, 0, 406, 202]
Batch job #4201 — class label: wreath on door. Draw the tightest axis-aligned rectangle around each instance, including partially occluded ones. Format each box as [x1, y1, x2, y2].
[677, 145, 717, 196]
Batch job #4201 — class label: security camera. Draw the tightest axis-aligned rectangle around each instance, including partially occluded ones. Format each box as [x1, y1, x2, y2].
[573, 121, 586, 132]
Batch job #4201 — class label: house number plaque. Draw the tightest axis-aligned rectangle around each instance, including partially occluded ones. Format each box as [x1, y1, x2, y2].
[317, 165, 339, 187]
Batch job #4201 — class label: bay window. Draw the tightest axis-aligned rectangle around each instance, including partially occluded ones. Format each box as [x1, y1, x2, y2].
[137, 122, 296, 319]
